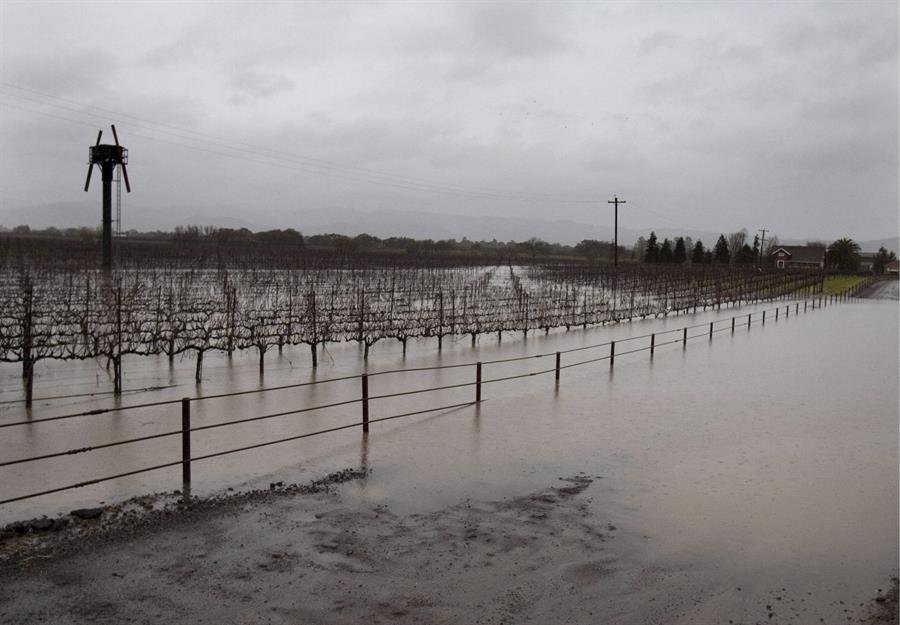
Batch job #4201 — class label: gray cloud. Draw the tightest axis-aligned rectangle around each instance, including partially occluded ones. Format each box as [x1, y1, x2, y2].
[0, 1, 896, 243]
[228, 71, 294, 104]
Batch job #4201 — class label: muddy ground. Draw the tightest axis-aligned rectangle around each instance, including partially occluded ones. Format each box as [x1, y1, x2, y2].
[1, 470, 895, 625]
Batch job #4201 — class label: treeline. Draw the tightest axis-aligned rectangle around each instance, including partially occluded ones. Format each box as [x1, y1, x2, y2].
[635, 229, 773, 266]
[0, 224, 629, 262]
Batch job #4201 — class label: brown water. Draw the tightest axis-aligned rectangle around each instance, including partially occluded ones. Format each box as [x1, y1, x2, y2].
[1, 295, 897, 619]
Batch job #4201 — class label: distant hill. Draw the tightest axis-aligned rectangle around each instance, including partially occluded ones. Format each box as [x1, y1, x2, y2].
[1, 200, 895, 251]
[857, 237, 899, 253]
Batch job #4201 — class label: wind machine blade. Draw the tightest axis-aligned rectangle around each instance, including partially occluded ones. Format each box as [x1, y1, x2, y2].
[83, 164, 94, 192]
[120, 163, 131, 193]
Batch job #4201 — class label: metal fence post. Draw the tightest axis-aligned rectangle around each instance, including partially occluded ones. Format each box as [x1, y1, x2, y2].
[762, 310, 766, 324]
[785, 305, 789, 318]
[682, 327, 687, 347]
[610, 341, 615, 368]
[731, 317, 735, 333]
[555, 352, 561, 381]
[650, 333, 655, 357]
[709, 321, 713, 339]
[776, 307, 779, 320]
[476, 362, 482, 402]
[181, 398, 191, 488]
[361, 374, 369, 433]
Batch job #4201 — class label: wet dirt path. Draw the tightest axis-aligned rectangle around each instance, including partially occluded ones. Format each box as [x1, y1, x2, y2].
[0, 470, 895, 625]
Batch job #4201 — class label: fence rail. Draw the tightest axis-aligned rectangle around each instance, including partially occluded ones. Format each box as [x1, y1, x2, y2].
[0, 279, 874, 508]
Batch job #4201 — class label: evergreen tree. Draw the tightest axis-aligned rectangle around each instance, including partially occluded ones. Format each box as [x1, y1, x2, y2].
[673, 237, 687, 264]
[713, 234, 730, 264]
[703, 250, 713, 264]
[874, 247, 897, 274]
[645, 231, 659, 263]
[659, 238, 674, 263]
[751, 234, 760, 260]
[736, 243, 755, 264]
[691, 240, 705, 264]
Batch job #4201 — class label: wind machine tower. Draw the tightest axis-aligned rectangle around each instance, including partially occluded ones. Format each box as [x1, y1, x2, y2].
[83, 125, 131, 270]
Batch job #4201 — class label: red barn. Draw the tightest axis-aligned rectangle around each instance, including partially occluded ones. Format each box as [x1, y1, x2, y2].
[769, 246, 826, 270]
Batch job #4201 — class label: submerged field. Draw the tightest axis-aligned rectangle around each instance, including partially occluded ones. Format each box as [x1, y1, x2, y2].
[0, 287, 896, 624]
[0, 247, 892, 623]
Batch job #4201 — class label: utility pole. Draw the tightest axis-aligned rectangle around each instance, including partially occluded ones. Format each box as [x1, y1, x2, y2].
[607, 195, 626, 268]
[757, 228, 769, 267]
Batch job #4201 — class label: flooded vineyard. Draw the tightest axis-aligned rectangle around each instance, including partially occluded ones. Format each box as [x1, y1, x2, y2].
[0, 248, 895, 624]
[1, 255, 821, 404]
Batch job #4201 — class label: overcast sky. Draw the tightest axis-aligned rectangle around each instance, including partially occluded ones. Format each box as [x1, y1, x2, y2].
[0, 1, 897, 242]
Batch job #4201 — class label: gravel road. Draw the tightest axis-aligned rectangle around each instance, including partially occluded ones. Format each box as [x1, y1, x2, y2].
[857, 278, 899, 300]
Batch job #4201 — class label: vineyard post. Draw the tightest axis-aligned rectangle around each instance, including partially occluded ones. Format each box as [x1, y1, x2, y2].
[181, 398, 192, 489]
[709, 321, 713, 339]
[555, 352, 561, 381]
[310, 290, 318, 368]
[476, 362, 482, 402]
[83, 274, 92, 341]
[114, 285, 123, 395]
[610, 341, 615, 368]
[731, 317, 735, 333]
[361, 374, 369, 433]
[22, 278, 34, 407]
[438, 291, 444, 350]
[682, 327, 687, 347]
[195, 349, 203, 383]
[167, 286, 175, 363]
[650, 333, 655, 357]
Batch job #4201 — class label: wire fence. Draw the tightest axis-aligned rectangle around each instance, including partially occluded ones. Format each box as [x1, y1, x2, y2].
[0, 280, 874, 507]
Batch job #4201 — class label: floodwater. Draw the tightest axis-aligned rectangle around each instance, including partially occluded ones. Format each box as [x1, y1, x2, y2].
[1, 292, 897, 616]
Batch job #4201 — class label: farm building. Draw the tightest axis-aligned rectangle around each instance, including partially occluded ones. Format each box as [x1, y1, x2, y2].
[857, 252, 877, 273]
[769, 245, 826, 270]
[886, 259, 899, 274]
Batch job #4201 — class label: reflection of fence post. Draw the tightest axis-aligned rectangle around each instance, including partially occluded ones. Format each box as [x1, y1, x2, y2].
[475, 362, 482, 402]
[555, 352, 561, 381]
[650, 333, 655, 357]
[361, 374, 369, 433]
[181, 398, 191, 488]
[609, 341, 615, 368]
